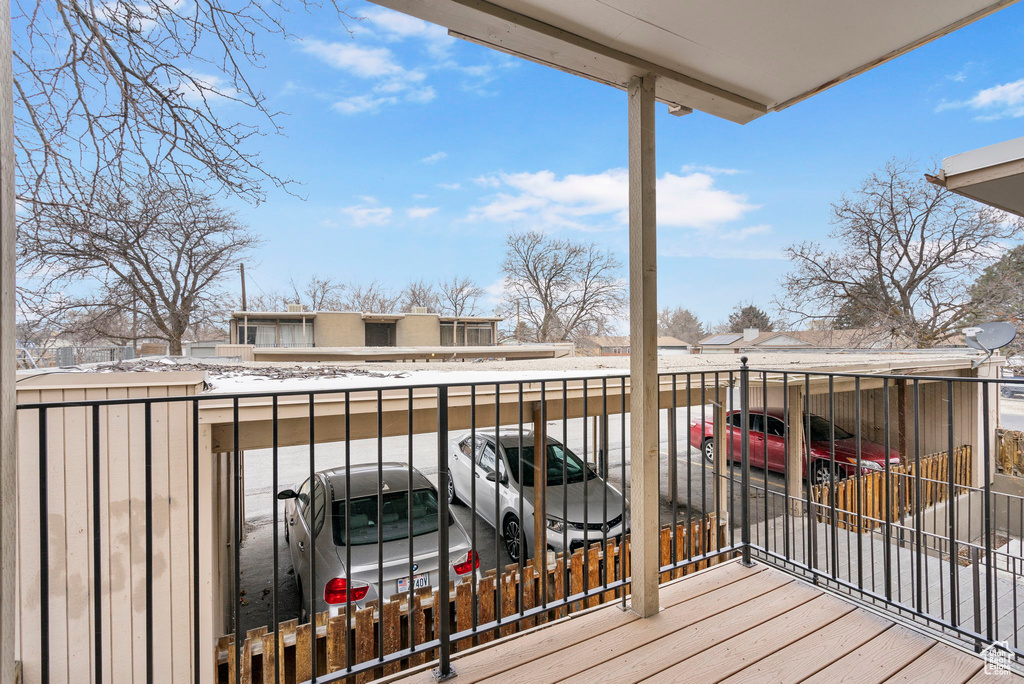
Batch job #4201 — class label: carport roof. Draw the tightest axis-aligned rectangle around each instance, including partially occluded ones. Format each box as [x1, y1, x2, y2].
[371, 0, 1018, 124]
[929, 136, 1024, 217]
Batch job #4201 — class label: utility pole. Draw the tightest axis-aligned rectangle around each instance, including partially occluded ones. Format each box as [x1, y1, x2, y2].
[240, 264, 247, 346]
[516, 301, 521, 343]
[240, 263, 247, 311]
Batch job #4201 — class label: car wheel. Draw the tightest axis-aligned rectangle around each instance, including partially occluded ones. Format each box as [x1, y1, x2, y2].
[447, 472, 459, 505]
[702, 438, 715, 464]
[503, 514, 522, 563]
[811, 460, 840, 486]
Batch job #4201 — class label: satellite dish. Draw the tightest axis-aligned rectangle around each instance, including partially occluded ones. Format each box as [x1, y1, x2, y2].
[963, 322, 1017, 351]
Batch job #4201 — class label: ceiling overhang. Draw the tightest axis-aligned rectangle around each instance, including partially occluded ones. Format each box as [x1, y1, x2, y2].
[371, 0, 1018, 124]
[929, 137, 1024, 218]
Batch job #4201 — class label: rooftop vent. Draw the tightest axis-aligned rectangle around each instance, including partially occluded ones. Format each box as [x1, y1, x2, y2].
[287, 303, 305, 313]
[411, 307, 429, 314]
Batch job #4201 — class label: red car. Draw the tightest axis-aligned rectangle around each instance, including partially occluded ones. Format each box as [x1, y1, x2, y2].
[689, 408, 900, 485]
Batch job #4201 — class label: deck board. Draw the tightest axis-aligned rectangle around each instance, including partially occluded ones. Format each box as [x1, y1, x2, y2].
[389, 559, 1024, 684]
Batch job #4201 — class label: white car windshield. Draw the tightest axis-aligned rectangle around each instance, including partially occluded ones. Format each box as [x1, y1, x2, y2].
[503, 443, 597, 487]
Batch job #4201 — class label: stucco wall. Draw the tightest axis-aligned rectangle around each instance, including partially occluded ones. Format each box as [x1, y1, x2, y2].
[397, 314, 441, 346]
[313, 312, 365, 346]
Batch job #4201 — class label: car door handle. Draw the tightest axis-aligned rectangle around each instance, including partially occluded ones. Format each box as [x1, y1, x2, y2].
[298, 541, 305, 551]
[475, 472, 481, 478]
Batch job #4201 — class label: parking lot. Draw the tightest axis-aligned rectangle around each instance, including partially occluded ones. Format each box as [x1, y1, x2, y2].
[235, 410, 788, 631]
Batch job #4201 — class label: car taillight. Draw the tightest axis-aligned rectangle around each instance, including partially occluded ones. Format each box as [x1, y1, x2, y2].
[453, 550, 479, 575]
[324, 578, 369, 604]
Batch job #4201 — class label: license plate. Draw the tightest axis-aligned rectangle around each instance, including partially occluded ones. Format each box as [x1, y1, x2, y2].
[397, 573, 429, 593]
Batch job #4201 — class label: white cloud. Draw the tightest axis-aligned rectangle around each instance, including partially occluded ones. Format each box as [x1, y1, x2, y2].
[412, 193, 429, 199]
[468, 168, 756, 230]
[300, 39, 419, 80]
[338, 199, 393, 227]
[937, 78, 1024, 120]
[438, 182, 462, 190]
[364, 9, 454, 58]
[407, 207, 440, 219]
[679, 164, 745, 176]
[331, 94, 398, 115]
[421, 151, 447, 164]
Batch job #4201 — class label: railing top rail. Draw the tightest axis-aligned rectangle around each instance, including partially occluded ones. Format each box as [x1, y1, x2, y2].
[744, 366, 1016, 384]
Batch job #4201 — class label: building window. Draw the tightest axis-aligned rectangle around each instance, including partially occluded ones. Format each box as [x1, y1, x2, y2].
[236, 319, 313, 347]
[441, 321, 493, 346]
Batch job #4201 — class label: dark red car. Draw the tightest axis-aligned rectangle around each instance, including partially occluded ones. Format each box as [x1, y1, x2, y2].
[689, 408, 900, 484]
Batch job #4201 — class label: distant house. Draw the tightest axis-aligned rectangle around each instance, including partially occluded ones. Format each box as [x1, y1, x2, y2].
[582, 335, 691, 356]
[696, 328, 903, 353]
[229, 305, 502, 348]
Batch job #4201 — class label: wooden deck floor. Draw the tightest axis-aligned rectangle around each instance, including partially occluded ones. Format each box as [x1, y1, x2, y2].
[392, 560, 1020, 684]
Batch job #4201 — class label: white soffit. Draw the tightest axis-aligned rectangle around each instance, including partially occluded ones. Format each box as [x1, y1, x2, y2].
[934, 137, 1024, 218]
[371, 0, 1018, 124]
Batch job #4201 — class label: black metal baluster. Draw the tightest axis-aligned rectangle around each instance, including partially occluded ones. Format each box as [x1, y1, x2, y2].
[914, 380, 923, 615]
[740, 359, 752, 567]
[38, 408, 50, 684]
[376, 390, 384, 666]
[947, 380, 958, 630]
[828, 376, 838, 580]
[883, 377, 892, 602]
[782, 373, 790, 561]
[470, 385, 478, 638]
[619, 377, 626, 607]
[92, 405, 102, 684]
[436, 386, 453, 679]
[805, 374, 815, 573]
[494, 383, 502, 637]
[669, 375, 677, 571]
[192, 400, 201, 684]
[855, 376, 863, 590]
[308, 393, 316, 682]
[231, 398, 240, 684]
[407, 389, 415, 656]
[271, 396, 280, 684]
[601, 378, 609, 587]
[345, 392, 353, 673]
[983, 383, 994, 642]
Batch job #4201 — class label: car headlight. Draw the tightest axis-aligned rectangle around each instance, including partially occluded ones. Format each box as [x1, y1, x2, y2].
[858, 461, 883, 471]
[546, 516, 566, 533]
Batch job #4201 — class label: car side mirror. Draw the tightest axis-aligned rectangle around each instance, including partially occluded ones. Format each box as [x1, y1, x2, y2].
[486, 471, 508, 485]
[277, 489, 298, 500]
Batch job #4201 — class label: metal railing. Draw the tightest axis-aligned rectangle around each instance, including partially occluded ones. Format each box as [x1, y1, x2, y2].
[12, 361, 1024, 683]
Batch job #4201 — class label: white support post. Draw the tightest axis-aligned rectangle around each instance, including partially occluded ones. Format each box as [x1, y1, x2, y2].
[627, 73, 659, 618]
[0, 0, 17, 677]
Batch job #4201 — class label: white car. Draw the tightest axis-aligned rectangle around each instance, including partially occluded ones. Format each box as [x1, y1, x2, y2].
[447, 430, 629, 562]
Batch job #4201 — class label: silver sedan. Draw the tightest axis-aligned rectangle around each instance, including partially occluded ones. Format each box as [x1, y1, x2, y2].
[280, 463, 476, 618]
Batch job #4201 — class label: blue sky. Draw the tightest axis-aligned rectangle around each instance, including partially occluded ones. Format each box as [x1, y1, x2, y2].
[225, 2, 1024, 329]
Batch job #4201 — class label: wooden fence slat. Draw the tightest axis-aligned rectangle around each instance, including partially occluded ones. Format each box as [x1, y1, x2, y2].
[293, 623, 311, 684]
[454, 580, 472, 651]
[260, 632, 276, 684]
[500, 573, 516, 638]
[477, 575, 495, 645]
[354, 607, 374, 684]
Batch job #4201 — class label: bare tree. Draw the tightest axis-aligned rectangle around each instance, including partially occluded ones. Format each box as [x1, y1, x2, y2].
[438, 277, 484, 316]
[343, 281, 402, 313]
[17, 178, 260, 354]
[501, 231, 626, 342]
[14, 0, 356, 215]
[777, 159, 1021, 347]
[289, 275, 346, 311]
[658, 307, 704, 344]
[401, 279, 441, 313]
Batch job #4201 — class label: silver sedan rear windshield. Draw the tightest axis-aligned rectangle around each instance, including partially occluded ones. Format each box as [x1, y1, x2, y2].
[332, 488, 451, 546]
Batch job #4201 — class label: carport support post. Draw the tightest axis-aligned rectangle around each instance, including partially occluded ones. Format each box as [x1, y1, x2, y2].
[627, 73, 660, 618]
[532, 402, 546, 575]
[786, 383, 804, 515]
